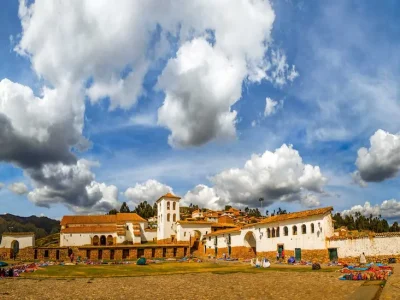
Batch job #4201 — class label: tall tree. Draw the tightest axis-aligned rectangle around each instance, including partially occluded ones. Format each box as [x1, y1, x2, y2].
[133, 201, 156, 219]
[119, 202, 131, 213]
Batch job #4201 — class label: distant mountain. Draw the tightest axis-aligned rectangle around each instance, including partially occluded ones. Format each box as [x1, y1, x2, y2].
[0, 214, 60, 243]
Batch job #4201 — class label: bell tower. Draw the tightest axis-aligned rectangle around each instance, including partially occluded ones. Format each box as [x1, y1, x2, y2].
[156, 193, 181, 243]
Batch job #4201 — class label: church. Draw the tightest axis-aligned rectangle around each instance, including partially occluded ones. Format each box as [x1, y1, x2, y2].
[1, 192, 400, 263]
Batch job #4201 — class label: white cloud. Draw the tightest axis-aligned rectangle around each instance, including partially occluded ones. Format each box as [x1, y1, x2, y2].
[351, 171, 368, 187]
[8, 182, 28, 195]
[355, 130, 400, 182]
[264, 97, 278, 116]
[342, 200, 400, 220]
[182, 184, 226, 211]
[124, 179, 172, 206]
[183, 144, 327, 209]
[15, 0, 297, 148]
[130, 113, 158, 128]
[301, 193, 320, 208]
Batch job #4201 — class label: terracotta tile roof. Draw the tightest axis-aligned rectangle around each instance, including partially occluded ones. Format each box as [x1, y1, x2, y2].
[61, 226, 117, 233]
[177, 220, 214, 225]
[211, 223, 237, 228]
[156, 192, 181, 202]
[204, 227, 241, 237]
[243, 207, 333, 228]
[60, 213, 145, 225]
[1, 232, 35, 236]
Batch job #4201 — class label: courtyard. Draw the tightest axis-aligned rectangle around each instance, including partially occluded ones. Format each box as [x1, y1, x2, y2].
[0, 262, 364, 300]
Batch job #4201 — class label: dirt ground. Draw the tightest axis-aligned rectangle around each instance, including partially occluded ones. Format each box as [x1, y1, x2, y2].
[0, 271, 361, 300]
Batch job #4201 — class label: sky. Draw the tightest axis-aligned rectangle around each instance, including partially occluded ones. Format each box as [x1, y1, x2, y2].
[1, 0, 400, 222]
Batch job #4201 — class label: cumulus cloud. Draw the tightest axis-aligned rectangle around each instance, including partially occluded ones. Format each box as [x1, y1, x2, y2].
[15, 0, 296, 148]
[184, 144, 327, 209]
[27, 159, 119, 213]
[342, 200, 400, 220]
[0, 0, 298, 212]
[351, 171, 368, 187]
[355, 129, 400, 182]
[182, 184, 226, 211]
[8, 182, 28, 195]
[301, 193, 321, 208]
[124, 179, 172, 206]
[264, 97, 279, 116]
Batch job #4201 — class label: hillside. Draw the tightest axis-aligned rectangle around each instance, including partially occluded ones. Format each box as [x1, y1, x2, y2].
[0, 213, 60, 243]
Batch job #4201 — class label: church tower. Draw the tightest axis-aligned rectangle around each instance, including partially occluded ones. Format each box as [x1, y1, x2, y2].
[156, 193, 181, 243]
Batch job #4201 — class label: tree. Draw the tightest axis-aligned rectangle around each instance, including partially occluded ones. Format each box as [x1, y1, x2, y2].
[225, 205, 232, 211]
[245, 207, 249, 213]
[108, 209, 118, 215]
[119, 202, 131, 213]
[132, 201, 156, 219]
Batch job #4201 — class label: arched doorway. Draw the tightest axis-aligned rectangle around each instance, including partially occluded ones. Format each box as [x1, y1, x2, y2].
[11, 240, 19, 259]
[191, 230, 202, 251]
[107, 235, 113, 245]
[93, 235, 99, 246]
[100, 235, 106, 246]
[244, 231, 257, 256]
[194, 230, 201, 241]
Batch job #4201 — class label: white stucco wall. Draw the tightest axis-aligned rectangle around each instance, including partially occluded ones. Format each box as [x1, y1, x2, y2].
[60, 232, 117, 247]
[176, 223, 212, 241]
[327, 236, 400, 257]
[157, 197, 180, 240]
[0, 234, 35, 249]
[203, 213, 333, 253]
[143, 230, 157, 242]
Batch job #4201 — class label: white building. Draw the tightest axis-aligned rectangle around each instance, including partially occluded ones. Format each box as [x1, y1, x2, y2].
[60, 213, 149, 246]
[0, 232, 35, 250]
[203, 207, 335, 261]
[156, 193, 181, 243]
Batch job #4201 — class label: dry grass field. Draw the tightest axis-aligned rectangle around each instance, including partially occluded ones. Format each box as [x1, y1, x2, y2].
[0, 262, 362, 300]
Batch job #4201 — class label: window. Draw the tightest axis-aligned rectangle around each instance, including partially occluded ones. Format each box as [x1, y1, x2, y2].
[167, 213, 170, 222]
[206, 231, 208, 234]
[173, 214, 176, 222]
[272, 228, 276, 238]
[214, 237, 218, 245]
[284, 226, 288, 236]
[209, 237, 211, 241]
[184, 232, 186, 237]
[173, 202, 176, 210]
[311, 223, 315, 233]
[276, 227, 280, 237]
[293, 226, 297, 235]
[167, 201, 170, 210]
[302, 224, 307, 234]
[44, 250, 49, 258]
[267, 228, 271, 238]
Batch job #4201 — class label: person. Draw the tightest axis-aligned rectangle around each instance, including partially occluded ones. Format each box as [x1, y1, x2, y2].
[360, 252, 367, 265]
[276, 251, 280, 261]
[281, 250, 285, 261]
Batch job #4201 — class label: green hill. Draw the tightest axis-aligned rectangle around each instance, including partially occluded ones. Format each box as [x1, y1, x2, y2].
[0, 213, 60, 244]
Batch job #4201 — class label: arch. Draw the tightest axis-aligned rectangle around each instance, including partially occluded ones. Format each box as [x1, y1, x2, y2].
[301, 224, 307, 234]
[267, 228, 271, 238]
[167, 213, 170, 222]
[284, 226, 288, 236]
[11, 240, 19, 258]
[292, 225, 297, 235]
[244, 231, 257, 255]
[276, 226, 280, 237]
[173, 213, 176, 222]
[100, 235, 106, 246]
[272, 228, 276, 238]
[107, 235, 113, 245]
[173, 202, 176, 210]
[93, 235, 99, 246]
[194, 230, 201, 241]
[167, 201, 170, 210]
[311, 223, 315, 233]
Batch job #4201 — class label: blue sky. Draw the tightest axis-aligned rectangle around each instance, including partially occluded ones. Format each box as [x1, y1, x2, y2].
[1, 0, 400, 222]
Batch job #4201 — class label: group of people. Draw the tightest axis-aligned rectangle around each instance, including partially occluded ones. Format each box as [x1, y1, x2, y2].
[0, 267, 16, 278]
